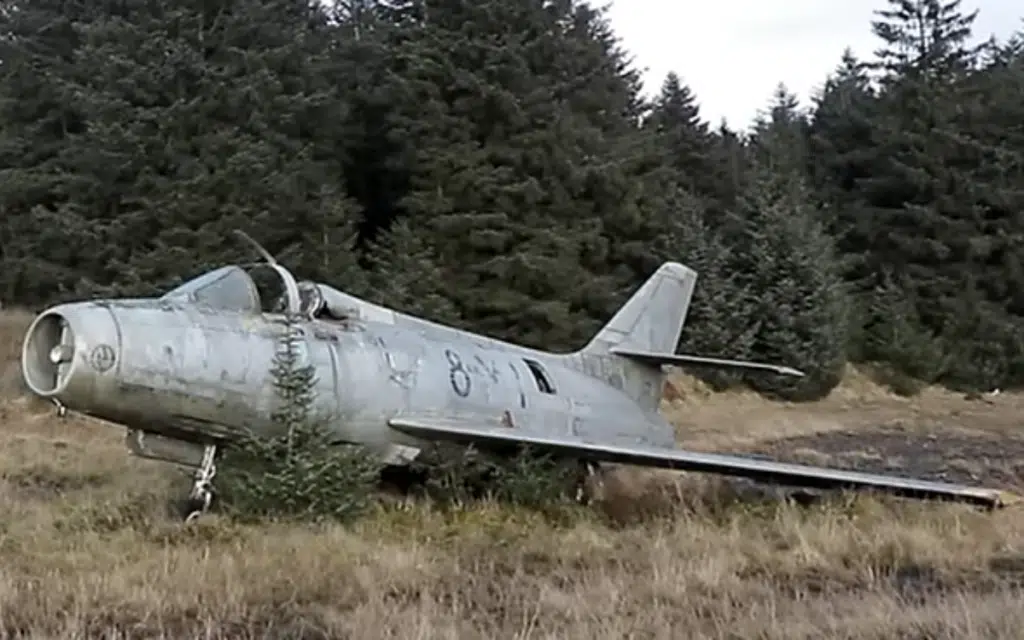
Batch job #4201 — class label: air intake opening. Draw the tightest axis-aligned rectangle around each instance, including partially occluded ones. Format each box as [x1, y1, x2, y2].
[22, 312, 75, 396]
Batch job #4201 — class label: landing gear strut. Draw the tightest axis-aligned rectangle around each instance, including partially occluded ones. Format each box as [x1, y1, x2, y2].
[575, 461, 602, 505]
[183, 444, 218, 523]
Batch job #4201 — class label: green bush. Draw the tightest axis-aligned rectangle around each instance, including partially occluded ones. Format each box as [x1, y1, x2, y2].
[408, 442, 582, 513]
[859, 275, 950, 389]
[214, 320, 383, 524]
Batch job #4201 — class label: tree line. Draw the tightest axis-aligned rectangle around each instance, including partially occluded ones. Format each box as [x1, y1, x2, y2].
[1, 0, 1022, 399]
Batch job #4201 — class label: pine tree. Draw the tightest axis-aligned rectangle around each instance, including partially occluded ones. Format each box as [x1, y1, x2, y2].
[344, 0, 650, 351]
[727, 109, 850, 399]
[0, 0, 362, 303]
[361, 218, 460, 324]
[849, 0, 1024, 389]
[644, 73, 720, 202]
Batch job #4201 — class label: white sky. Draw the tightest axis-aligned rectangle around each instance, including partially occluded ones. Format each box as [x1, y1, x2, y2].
[606, 0, 1022, 131]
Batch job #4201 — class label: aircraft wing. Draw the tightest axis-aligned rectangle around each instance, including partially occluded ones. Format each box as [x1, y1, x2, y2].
[388, 415, 1017, 509]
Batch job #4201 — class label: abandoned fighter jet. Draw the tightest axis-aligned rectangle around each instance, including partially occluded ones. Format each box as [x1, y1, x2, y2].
[20, 231, 1016, 521]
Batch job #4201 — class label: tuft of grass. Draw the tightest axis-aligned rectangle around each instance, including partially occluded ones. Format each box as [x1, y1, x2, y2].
[0, 309, 31, 398]
[860, 362, 930, 397]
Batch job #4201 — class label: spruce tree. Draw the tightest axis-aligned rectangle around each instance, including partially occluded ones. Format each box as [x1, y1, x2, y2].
[0, 0, 362, 303]
[644, 73, 721, 206]
[216, 318, 383, 524]
[361, 218, 461, 324]
[340, 0, 651, 351]
[656, 182, 757, 390]
[0, 0, 97, 304]
[727, 106, 850, 400]
[807, 50, 879, 270]
[748, 84, 811, 180]
[851, 0, 1024, 389]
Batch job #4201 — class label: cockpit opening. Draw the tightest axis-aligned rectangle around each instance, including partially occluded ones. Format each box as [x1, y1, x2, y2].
[248, 265, 289, 313]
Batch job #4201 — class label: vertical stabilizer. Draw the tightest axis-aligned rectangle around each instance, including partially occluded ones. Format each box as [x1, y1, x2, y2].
[581, 262, 697, 357]
[574, 262, 696, 416]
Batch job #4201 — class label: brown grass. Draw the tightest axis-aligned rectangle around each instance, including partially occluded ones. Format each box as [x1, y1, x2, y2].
[2, 310, 1024, 638]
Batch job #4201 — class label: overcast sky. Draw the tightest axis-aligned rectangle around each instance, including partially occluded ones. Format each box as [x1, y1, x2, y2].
[606, 0, 1022, 131]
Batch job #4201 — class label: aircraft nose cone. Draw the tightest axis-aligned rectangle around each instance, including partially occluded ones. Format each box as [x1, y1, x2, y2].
[21, 303, 120, 400]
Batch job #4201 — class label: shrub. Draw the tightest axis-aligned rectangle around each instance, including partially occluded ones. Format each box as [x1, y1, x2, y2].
[859, 274, 950, 393]
[408, 442, 582, 513]
[214, 318, 383, 524]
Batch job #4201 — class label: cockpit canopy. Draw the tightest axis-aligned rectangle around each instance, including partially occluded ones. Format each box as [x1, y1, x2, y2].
[161, 265, 262, 313]
[160, 263, 363, 322]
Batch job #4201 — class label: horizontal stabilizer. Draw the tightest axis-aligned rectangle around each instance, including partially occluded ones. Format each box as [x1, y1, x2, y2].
[389, 415, 1015, 509]
[611, 347, 805, 377]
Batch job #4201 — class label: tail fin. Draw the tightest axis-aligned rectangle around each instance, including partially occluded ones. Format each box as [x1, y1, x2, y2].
[581, 262, 697, 357]
[577, 262, 803, 415]
[573, 262, 695, 418]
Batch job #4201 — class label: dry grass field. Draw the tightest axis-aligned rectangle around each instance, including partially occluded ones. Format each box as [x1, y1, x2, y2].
[2, 308, 1024, 638]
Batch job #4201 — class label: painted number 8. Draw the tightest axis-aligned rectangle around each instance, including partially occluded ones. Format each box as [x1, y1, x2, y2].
[446, 349, 471, 397]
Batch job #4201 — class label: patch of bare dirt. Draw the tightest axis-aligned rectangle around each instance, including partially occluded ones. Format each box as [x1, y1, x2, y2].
[660, 369, 1024, 494]
[753, 424, 1024, 489]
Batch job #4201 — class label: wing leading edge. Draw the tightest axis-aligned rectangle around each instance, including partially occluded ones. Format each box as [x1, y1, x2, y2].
[388, 415, 1017, 509]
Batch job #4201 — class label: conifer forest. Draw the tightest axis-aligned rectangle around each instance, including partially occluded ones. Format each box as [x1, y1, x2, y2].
[2, 0, 1023, 401]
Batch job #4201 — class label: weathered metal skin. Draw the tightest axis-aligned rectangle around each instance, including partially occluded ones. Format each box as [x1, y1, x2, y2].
[24, 300, 265, 442]
[20, 290, 665, 459]
[19, 255, 1019, 516]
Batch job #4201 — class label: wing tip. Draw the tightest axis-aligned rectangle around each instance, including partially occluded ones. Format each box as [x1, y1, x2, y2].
[996, 490, 1023, 508]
